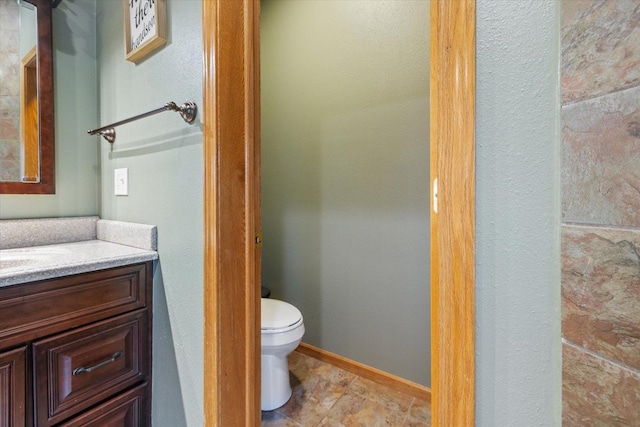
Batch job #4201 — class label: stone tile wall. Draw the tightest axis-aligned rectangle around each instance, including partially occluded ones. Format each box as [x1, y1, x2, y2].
[561, 0, 640, 424]
[0, 0, 21, 182]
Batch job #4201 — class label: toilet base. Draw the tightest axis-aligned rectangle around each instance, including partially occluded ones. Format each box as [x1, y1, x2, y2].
[261, 353, 292, 411]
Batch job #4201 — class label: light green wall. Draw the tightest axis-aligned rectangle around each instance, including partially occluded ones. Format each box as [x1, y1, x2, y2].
[95, 1, 203, 426]
[475, 0, 561, 424]
[261, 0, 430, 386]
[0, 1, 99, 219]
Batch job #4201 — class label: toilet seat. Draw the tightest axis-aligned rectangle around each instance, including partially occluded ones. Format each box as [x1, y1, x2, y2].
[261, 298, 303, 334]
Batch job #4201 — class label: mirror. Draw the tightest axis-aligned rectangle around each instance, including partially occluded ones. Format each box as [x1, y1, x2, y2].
[0, 0, 54, 194]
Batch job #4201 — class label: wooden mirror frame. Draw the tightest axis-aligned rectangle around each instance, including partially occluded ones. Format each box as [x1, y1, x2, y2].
[203, 0, 475, 425]
[0, 0, 55, 194]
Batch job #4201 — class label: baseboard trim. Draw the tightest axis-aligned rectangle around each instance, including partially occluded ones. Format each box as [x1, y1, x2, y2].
[295, 342, 431, 402]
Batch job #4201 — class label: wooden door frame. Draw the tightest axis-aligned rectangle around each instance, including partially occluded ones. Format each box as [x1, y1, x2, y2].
[202, 0, 475, 425]
[430, 1, 476, 425]
[203, 0, 261, 425]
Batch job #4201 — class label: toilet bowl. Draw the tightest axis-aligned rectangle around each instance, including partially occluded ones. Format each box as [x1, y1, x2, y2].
[261, 298, 305, 411]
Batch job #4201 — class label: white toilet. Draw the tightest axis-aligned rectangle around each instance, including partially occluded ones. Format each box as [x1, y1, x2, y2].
[261, 298, 305, 411]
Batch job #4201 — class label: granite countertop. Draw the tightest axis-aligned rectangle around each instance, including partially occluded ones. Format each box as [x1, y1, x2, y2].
[0, 217, 158, 288]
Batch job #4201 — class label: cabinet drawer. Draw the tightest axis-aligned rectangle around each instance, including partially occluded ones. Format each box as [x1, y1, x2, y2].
[0, 263, 149, 350]
[33, 311, 149, 426]
[0, 346, 26, 427]
[58, 383, 149, 427]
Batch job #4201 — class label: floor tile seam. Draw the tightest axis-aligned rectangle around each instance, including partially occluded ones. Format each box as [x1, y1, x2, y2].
[347, 375, 416, 415]
[308, 374, 320, 390]
[316, 375, 352, 424]
[313, 398, 342, 426]
[405, 396, 418, 419]
[281, 365, 351, 425]
[307, 371, 349, 394]
[345, 381, 415, 421]
[404, 412, 428, 425]
[321, 388, 374, 425]
[270, 404, 292, 422]
[345, 372, 358, 388]
[316, 413, 330, 426]
[284, 414, 303, 427]
[394, 401, 412, 427]
[399, 411, 411, 426]
[261, 411, 302, 427]
[272, 408, 302, 426]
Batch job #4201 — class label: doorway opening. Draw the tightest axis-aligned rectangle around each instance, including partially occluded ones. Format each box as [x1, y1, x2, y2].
[202, 1, 475, 425]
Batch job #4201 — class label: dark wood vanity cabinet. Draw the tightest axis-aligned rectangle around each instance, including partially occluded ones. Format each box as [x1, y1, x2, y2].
[0, 262, 153, 427]
[0, 346, 27, 427]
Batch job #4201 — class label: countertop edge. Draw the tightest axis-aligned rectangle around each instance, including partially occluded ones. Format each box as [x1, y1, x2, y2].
[0, 240, 158, 288]
[0, 252, 158, 288]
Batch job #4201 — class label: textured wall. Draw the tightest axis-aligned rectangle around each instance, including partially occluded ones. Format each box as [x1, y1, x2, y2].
[0, 1, 99, 219]
[96, 1, 204, 426]
[261, 0, 431, 386]
[475, 0, 562, 425]
[561, 1, 640, 424]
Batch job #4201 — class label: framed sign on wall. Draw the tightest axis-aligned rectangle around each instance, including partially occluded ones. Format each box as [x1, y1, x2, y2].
[123, 0, 167, 63]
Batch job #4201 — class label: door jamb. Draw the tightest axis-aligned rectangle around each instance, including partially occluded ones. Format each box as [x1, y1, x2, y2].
[203, 0, 261, 425]
[430, 1, 476, 425]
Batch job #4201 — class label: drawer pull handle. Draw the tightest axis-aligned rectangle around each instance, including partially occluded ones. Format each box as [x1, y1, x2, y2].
[73, 351, 123, 376]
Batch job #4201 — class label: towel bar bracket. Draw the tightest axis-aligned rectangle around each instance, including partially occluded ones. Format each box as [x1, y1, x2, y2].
[170, 101, 198, 124]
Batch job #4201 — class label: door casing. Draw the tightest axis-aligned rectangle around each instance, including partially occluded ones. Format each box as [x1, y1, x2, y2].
[202, 1, 475, 425]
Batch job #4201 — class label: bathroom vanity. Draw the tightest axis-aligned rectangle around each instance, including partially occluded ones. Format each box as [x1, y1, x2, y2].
[0, 217, 157, 426]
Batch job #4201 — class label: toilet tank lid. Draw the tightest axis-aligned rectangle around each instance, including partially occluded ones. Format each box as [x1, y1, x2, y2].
[261, 298, 303, 330]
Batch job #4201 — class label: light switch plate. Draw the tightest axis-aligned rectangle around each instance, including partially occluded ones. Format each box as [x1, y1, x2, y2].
[114, 168, 128, 196]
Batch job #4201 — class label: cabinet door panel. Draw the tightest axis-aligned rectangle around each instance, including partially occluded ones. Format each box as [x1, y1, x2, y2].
[58, 383, 148, 427]
[0, 346, 26, 427]
[33, 311, 148, 426]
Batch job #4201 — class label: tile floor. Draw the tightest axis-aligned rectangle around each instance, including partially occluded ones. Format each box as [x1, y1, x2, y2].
[261, 351, 431, 426]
